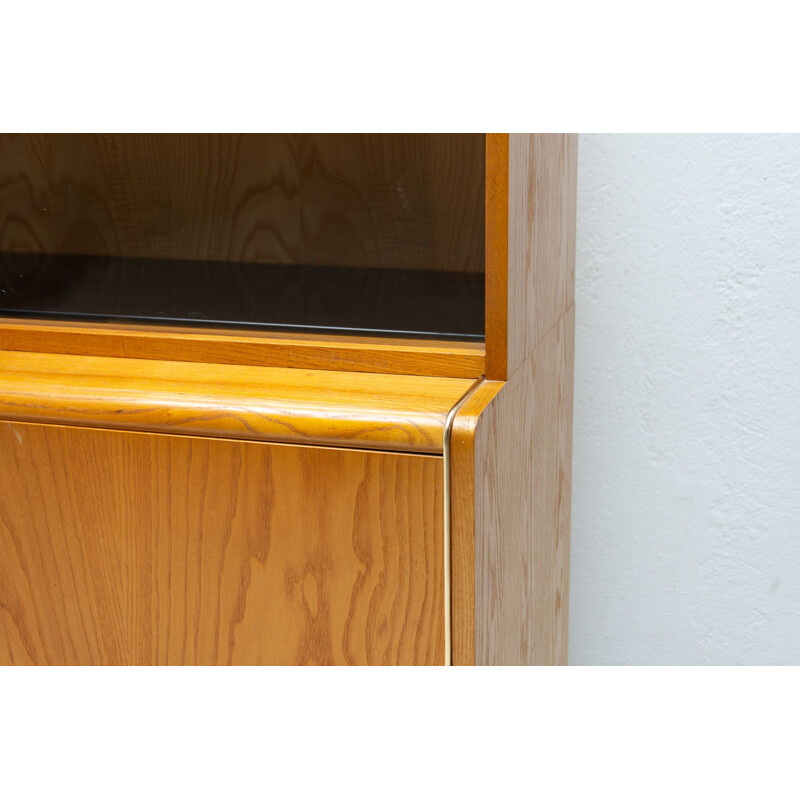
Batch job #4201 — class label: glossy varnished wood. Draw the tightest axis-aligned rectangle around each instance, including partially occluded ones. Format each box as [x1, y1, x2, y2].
[0, 350, 475, 453]
[0, 132, 578, 667]
[449, 380, 503, 665]
[0, 133, 484, 274]
[484, 133, 509, 380]
[0, 318, 485, 379]
[0, 422, 445, 665]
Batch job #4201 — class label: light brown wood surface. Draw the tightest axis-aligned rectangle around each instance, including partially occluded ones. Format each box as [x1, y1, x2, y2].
[0, 421, 445, 665]
[448, 133, 576, 664]
[449, 380, 504, 665]
[506, 134, 577, 378]
[0, 350, 475, 453]
[0, 132, 577, 667]
[0, 133, 484, 273]
[450, 308, 574, 664]
[0, 317, 485, 379]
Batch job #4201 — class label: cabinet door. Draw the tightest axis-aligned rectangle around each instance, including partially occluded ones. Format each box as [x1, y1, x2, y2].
[0, 421, 444, 665]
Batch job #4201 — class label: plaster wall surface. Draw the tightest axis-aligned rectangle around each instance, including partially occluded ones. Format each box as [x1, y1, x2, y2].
[571, 134, 800, 664]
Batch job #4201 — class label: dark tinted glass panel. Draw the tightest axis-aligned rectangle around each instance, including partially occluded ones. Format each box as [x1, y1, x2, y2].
[0, 134, 485, 339]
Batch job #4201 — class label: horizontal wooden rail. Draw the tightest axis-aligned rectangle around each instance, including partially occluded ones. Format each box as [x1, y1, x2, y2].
[0, 350, 477, 453]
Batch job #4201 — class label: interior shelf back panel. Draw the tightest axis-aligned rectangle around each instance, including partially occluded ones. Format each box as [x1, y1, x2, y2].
[0, 134, 486, 340]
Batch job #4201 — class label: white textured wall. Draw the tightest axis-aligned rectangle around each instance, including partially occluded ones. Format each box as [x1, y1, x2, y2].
[570, 134, 800, 665]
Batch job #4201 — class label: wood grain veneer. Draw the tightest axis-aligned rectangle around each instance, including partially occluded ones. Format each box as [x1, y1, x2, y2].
[0, 133, 488, 376]
[450, 308, 574, 665]
[0, 421, 444, 665]
[0, 133, 484, 274]
[0, 318, 485, 378]
[505, 134, 577, 377]
[0, 350, 475, 453]
[449, 133, 577, 664]
[0, 132, 578, 667]
[449, 380, 504, 665]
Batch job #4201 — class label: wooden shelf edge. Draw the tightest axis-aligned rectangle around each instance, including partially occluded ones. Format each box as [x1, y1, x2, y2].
[0, 318, 485, 380]
[0, 350, 478, 454]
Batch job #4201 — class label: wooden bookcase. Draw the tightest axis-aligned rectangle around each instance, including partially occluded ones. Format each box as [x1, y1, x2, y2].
[0, 133, 576, 665]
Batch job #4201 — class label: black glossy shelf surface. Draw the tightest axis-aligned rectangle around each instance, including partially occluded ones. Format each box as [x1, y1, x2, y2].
[0, 252, 485, 341]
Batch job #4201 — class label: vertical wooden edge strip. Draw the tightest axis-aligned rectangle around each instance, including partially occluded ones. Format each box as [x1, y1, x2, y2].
[443, 377, 485, 665]
[448, 380, 505, 665]
[485, 133, 509, 381]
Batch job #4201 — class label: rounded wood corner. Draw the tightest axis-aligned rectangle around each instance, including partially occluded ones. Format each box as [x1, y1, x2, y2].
[0, 349, 478, 454]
